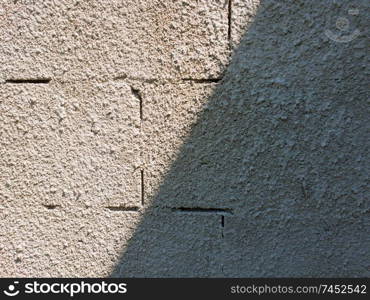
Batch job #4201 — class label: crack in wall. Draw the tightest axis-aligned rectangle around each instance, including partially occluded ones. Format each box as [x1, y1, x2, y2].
[5, 78, 51, 84]
[228, 0, 232, 48]
[170, 207, 233, 215]
[141, 169, 145, 207]
[105, 206, 140, 212]
[42, 204, 60, 210]
[130, 86, 143, 121]
[181, 78, 223, 83]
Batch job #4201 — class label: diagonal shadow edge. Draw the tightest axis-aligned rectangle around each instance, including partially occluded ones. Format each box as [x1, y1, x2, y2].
[111, 0, 370, 277]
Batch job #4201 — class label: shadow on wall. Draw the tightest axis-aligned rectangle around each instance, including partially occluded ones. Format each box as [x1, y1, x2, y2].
[112, 0, 369, 277]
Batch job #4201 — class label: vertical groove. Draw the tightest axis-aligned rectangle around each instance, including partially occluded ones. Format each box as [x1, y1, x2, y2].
[139, 93, 143, 122]
[228, 0, 232, 48]
[221, 215, 225, 275]
[131, 85, 145, 207]
[130, 86, 143, 121]
[141, 169, 144, 206]
[221, 215, 225, 238]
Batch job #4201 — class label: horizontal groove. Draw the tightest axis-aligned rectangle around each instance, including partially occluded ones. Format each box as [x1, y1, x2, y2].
[171, 207, 233, 215]
[112, 76, 223, 84]
[42, 204, 60, 210]
[5, 78, 51, 84]
[181, 78, 223, 83]
[113, 75, 128, 81]
[105, 206, 140, 212]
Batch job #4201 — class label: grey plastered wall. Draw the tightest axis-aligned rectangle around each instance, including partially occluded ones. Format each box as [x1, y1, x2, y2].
[0, 0, 369, 277]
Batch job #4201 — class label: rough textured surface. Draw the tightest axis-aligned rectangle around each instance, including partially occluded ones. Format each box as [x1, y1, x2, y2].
[1, 0, 369, 277]
[116, 0, 369, 277]
[231, 0, 260, 48]
[0, 82, 141, 208]
[222, 215, 370, 277]
[0, 205, 142, 277]
[112, 211, 222, 277]
[0, 0, 229, 82]
[141, 82, 218, 208]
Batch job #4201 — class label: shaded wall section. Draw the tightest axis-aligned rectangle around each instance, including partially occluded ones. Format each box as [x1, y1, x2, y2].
[112, 0, 369, 277]
[0, 0, 368, 277]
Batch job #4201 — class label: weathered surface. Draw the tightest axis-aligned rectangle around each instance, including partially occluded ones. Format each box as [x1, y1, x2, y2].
[0, 82, 141, 209]
[222, 216, 370, 277]
[0, 0, 229, 82]
[0, 205, 141, 277]
[1, 0, 369, 277]
[141, 82, 218, 208]
[112, 211, 222, 277]
[115, 0, 369, 277]
[231, 0, 260, 48]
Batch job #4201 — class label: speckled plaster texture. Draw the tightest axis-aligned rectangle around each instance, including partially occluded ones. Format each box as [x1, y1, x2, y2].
[1, 82, 141, 209]
[0, 205, 142, 277]
[1, 0, 369, 277]
[0, 0, 229, 82]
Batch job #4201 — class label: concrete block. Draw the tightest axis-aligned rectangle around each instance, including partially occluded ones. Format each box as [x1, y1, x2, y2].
[113, 210, 222, 277]
[0, 82, 141, 208]
[221, 215, 370, 277]
[231, 0, 260, 49]
[0, 205, 142, 277]
[141, 81, 230, 209]
[0, 0, 229, 82]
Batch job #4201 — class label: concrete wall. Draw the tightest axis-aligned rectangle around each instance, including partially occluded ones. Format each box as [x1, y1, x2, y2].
[0, 0, 369, 277]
